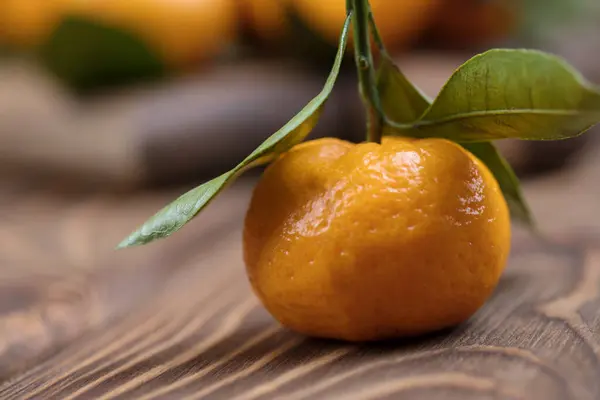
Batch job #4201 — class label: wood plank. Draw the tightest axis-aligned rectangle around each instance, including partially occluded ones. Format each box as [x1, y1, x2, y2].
[0, 180, 254, 380]
[2, 134, 600, 399]
[1, 226, 600, 399]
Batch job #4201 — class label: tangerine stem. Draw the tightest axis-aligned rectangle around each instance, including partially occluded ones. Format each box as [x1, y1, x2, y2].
[350, 0, 383, 144]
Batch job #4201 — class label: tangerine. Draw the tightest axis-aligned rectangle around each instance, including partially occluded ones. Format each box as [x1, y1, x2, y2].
[243, 137, 510, 341]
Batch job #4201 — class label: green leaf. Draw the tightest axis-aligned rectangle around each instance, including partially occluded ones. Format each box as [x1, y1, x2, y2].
[461, 142, 533, 226]
[377, 53, 534, 227]
[376, 53, 431, 123]
[386, 49, 600, 142]
[117, 14, 353, 249]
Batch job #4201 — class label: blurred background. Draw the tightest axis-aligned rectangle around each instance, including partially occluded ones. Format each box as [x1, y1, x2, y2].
[1, 0, 600, 380]
[0, 0, 599, 189]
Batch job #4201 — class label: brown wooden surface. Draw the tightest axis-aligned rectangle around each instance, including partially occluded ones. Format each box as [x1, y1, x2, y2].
[1, 141, 600, 399]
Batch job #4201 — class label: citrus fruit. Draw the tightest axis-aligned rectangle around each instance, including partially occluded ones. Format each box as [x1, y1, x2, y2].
[0, 0, 238, 69]
[291, 0, 440, 51]
[243, 137, 511, 341]
[426, 0, 518, 48]
[0, 0, 66, 48]
[242, 0, 288, 42]
[67, 0, 238, 69]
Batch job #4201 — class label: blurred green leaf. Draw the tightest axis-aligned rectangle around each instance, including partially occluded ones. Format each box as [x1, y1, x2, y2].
[117, 14, 352, 249]
[39, 16, 165, 92]
[386, 49, 600, 142]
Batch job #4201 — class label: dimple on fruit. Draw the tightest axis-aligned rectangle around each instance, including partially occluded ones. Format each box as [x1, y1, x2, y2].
[243, 137, 510, 341]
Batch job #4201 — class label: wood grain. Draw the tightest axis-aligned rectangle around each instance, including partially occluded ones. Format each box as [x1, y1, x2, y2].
[1, 164, 600, 399]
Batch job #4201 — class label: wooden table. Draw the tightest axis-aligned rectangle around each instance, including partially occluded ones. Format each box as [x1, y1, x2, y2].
[1, 143, 600, 399]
